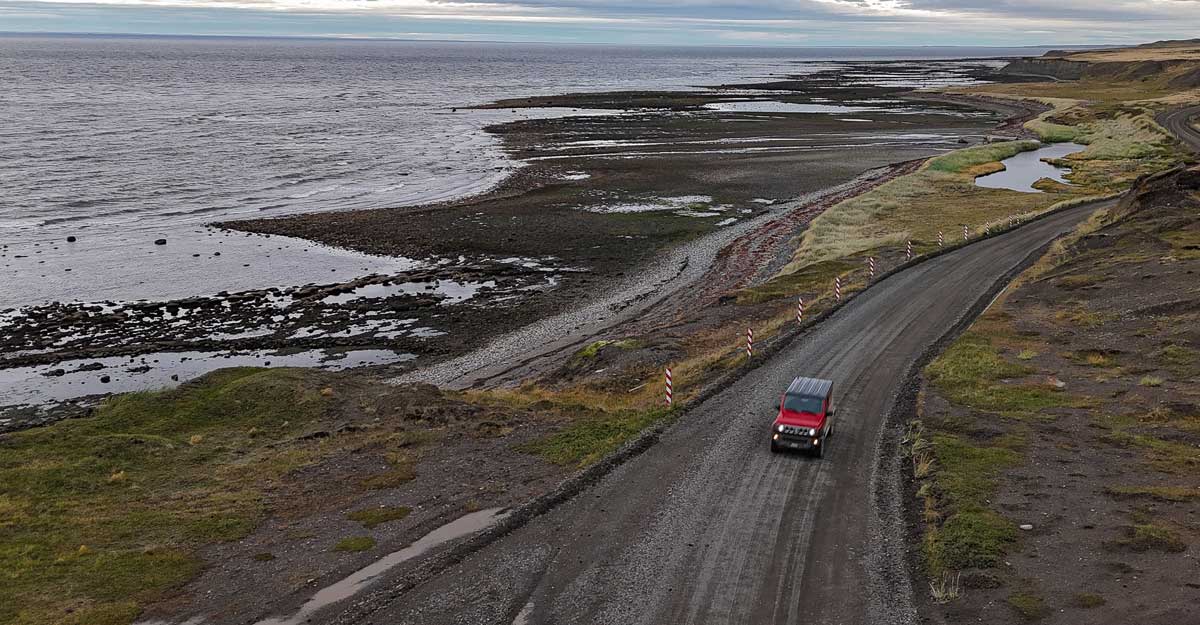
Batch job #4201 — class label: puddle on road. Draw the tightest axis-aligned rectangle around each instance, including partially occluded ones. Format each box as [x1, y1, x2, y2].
[256, 508, 510, 625]
[512, 601, 535, 625]
[975, 142, 1085, 193]
[1, 348, 413, 406]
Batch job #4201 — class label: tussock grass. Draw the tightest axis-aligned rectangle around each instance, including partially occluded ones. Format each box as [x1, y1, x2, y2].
[1139, 375, 1164, 387]
[929, 572, 962, 603]
[928, 141, 1040, 173]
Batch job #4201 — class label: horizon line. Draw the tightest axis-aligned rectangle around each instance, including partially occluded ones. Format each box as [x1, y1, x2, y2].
[0, 30, 1119, 50]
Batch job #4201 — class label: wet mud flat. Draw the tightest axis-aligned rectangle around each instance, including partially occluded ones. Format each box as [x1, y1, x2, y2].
[0, 259, 565, 430]
[1, 60, 1033, 430]
[225, 60, 1026, 382]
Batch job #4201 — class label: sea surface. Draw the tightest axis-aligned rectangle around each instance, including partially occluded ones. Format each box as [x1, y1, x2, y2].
[0, 35, 1061, 306]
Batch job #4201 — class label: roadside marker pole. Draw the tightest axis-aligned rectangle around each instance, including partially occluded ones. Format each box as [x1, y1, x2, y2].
[938, 231, 944, 247]
[984, 223, 991, 235]
[664, 366, 673, 407]
[963, 224, 969, 241]
[796, 296, 805, 323]
[834, 277, 842, 302]
[905, 240, 913, 261]
[746, 328, 754, 359]
[868, 256, 876, 280]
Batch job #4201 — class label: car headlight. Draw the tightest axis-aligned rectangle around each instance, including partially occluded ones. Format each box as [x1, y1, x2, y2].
[777, 425, 786, 433]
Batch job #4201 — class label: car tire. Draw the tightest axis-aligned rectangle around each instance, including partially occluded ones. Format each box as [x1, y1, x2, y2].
[814, 435, 825, 459]
[770, 441, 781, 454]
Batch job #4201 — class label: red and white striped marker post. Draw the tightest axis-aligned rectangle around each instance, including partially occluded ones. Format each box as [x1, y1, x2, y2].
[868, 256, 876, 280]
[984, 222, 991, 235]
[963, 224, 969, 241]
[664, 366, 673, 407]
[834, 276, 842, 302]
[746, 328, 754, 359]
[796, 296, 805, 323]
[938, 230, 944, 247]
[906, 240, 913, 261]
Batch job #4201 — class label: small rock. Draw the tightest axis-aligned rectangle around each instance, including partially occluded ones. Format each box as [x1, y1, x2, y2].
[99, 375, 111, 384]
[154, 238, 167, 246]
[66, 236, 77, 242]
[1019, 524, 1034, 531]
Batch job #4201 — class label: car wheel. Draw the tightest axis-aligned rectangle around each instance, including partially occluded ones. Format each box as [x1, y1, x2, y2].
[814, 436, 825, 459]
[770, 441, 781, 454]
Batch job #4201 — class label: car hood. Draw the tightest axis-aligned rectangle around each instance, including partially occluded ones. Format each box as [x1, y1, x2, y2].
[775, 409, 824, 428]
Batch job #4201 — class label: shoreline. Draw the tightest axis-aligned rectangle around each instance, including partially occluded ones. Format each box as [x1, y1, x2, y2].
[2, 60, 1032, 427]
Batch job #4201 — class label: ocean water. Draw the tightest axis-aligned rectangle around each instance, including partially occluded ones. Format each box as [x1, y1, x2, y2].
[0, 35, 1058, 306]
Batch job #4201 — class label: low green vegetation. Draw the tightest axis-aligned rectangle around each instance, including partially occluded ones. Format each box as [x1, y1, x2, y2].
[926, 332, 1069, 416]
[333, 536, 376, 552]
[1118, 523, 1186, 553]
[347, 506, 412, 529]
[1105, 485, 1200, 502]
[1070, 592, 1106, 609]
[0, 368, 339, 625]
[520, 407, 668, 467]
[928, 141, 1039, 173]
[922, 434, 1021, 574]
[1007, 592, 1051, 620]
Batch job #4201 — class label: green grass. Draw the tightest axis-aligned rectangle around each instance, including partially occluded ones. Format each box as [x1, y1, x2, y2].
[923, 434, 1021, 574]
[926, 332, 1070, 416]
[1007, 592, 1051, 620]
[333, 536, 376, 552]
[520, 408, 668, 467]
[0, 368, 347, 625]
[1104, 485, 1200, 502]
[1139, 375, 1164, 387]
[347, 506, 412, 529]
[1070, 592, 1106, 608]
[928, 141, 1040, 173]
[1119, 524, 1186, 552]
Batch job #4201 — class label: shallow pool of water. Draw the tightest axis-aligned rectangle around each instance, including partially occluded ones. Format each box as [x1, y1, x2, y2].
[704, 101, 883, 114]
[975, 142, 1085, 193]
[0, 348, 413, 406]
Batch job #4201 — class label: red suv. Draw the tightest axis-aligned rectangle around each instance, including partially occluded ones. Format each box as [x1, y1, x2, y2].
[770, 376, 835, 457]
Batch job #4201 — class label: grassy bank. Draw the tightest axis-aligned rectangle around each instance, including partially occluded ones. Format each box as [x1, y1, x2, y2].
[0, 368, 562, 625]
[912, 166, 1200, 620]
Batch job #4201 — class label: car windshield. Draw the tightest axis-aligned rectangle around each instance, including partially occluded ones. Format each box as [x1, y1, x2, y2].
[782, 394, 823, 414]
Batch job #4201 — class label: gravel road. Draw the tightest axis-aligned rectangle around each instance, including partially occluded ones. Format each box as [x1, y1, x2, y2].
[351, 200, 1109, 625]
[1158, 104, 1200, 153]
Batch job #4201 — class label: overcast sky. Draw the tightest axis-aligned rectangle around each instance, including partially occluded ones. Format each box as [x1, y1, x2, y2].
[2, 0, 1199, 45]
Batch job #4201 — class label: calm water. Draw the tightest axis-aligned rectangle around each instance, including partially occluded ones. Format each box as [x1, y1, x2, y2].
[0, 36, 1057, 306]
[975, 142, 1086, 192]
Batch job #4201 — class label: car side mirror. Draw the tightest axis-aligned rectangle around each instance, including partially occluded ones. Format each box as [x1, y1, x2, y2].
[828, 407, 837, 416]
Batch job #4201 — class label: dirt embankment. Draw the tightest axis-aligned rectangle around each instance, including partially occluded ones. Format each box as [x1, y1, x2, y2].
[910, 166, 1200, 624]
[1000, 47, 1200, 89]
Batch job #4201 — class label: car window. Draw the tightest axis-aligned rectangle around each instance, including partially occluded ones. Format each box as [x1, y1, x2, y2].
[783, 394, 823, 414]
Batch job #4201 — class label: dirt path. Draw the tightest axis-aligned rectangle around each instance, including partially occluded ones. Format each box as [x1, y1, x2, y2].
[343, 200, 1112, 625]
